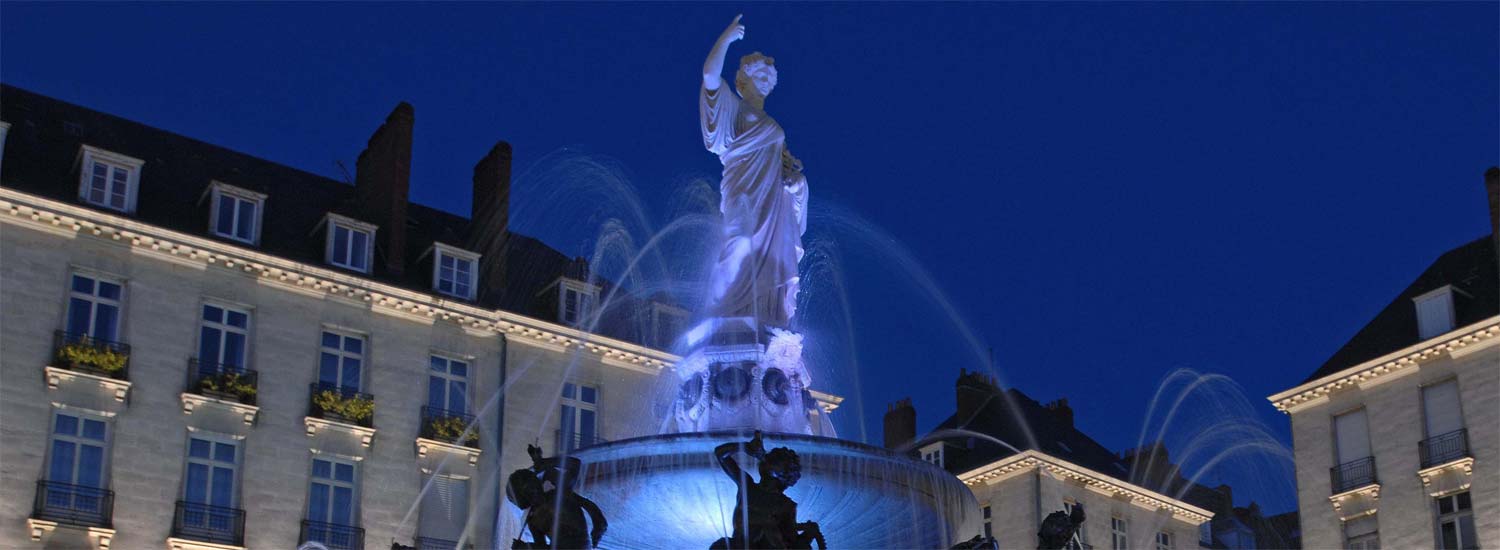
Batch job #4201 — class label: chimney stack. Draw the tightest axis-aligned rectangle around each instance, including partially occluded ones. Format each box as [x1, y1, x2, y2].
[355, 102, 415, 276]
[1485, 166, 1498, 247]
[883, 398, 916, 450]
[1043, 398, 1073, 428]
[467, 141, 514, 303]
[955, 368, 1000, 423]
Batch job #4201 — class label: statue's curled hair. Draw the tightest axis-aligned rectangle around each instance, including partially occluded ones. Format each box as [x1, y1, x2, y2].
[736, 52, 778, 96]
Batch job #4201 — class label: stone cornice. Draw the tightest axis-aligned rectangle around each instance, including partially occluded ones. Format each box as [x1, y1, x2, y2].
[957, 450, 1214, 524]
[1268, 318, 1500, 413]
[1, 187, 680, 373]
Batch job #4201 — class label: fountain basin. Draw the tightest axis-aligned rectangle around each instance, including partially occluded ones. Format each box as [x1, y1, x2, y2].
[571, 431, 979, 549]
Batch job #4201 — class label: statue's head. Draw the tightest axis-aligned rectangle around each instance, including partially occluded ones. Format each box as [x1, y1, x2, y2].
[506, 469, 544, 509]
[736, 52, 778, 101]
[759, 446, 801, 488]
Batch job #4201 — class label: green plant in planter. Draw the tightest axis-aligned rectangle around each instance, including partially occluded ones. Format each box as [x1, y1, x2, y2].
[428, 414, 479, 446]
[313, 390, 374, 423]
[199, 372, 257, 401]
[57, 342, 127, 374]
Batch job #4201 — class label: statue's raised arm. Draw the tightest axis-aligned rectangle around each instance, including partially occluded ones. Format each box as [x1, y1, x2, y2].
[714, 431, 766, 484]
[703, 15, 744, 91]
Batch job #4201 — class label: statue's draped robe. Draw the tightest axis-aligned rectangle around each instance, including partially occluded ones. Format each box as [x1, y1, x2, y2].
[700, 78, 808, 329]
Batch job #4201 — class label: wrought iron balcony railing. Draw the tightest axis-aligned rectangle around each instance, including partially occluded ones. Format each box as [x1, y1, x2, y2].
[187, 359, 258, 406]
[415, 536, 473, 550]
[32, 481, 113, 528]
[555, 429, 608, 453]
[420, 406, 479, 448]
[1419, 428, 1470, 469]
[308, 382, 375, 428]
[171, 500, 245, 547]
[301, 519, 365, 550]
[1330, 456, 1378, 494]
[52, 330, 130, 380]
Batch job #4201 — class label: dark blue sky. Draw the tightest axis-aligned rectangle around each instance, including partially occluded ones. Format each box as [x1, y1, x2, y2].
[5, 3, 1495, 512]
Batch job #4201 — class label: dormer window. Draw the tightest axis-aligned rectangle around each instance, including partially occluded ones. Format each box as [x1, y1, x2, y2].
[320, 213, 377, 273]
[1413, 285, 1456, 340]
[77, 145, 144, 213]
[206, 181, 265, 245]
[431, 243, 479, 300]
[559, 280, 598, 327]
[650, 302, 687, 349]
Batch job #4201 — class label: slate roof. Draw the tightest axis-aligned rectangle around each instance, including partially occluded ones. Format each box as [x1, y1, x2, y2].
[932, 385, 1135, 480]
[1303, 236, 1498, 383]
[0, 83, 675, 347]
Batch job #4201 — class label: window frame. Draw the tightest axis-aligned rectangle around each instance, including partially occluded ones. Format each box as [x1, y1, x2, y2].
[306, 455, 360, 527]
[559, 381, 600, 452]
[427, 354, 470, 415]
[981, 504, 992, 539]
[180, 431, 241, 509]
[557, 279, 599, 327]
[205, 181, 266, 245]
[1434, 491, 1476, 550]
[320, 214, 377, 274]
[318, 329, 367, 392]
[45, 409, 112, 488]
[430, 243, 480, 301]
[197, 302, 253, 370]
[1111, 516, 1129, 550]
[1155, 531, 1173, 550]
[76, 145, 144, 214]
[64, 271, 125, 342]
[1413, 285, 1457, 341]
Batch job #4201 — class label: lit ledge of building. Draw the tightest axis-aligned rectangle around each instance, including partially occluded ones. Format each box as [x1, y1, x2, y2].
[179, 393, 258, 425]
[44, 366, 131, 402]
[26, 518, 114, 549]
[304, 416, 376, 447]
[416, 437, 482, 466]
[166, 536, 245, 550]
[1418, 457, 1475, 492]
[1328, 483, 1380, 520]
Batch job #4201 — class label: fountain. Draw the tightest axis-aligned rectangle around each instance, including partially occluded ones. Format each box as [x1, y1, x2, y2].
[537, 15, 980, 549]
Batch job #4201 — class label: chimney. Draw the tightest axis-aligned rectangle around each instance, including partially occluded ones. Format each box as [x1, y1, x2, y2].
[354, 102, 414, 275]
[883, 398, 916, 449]
[1485, 166, 1498, 247]
[1043, 398, 1073, 428]
[467, 141, 513, 302]
[956, 368, 999, 423]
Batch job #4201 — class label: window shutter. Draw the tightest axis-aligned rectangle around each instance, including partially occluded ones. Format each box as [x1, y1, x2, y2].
[1334, 409, 1371, 464]
[1423, 381, 1463, 437]
[1415, 288, 1455, 340]
[419, 476, 469, 539]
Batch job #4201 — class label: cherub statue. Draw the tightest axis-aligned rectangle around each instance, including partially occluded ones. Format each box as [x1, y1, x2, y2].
[1036, 503, 1085, 550]
[710, 431, 825, 549]
[506, 444, 607, 549]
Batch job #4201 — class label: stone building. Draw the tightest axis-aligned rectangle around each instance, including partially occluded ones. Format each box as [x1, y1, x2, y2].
[0, 84, 839, 550]
[887, 371, 1247, 550]
[1268, 169, 1499, 550]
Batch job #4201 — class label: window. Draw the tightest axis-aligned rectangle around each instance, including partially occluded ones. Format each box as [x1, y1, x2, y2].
[1198, 522, 1212, 547]
[77, 145, 143, 213]
[1333, 408, 1372, 486]
[1344, 514, 1379, 550]
[306, 457, 359, 548]
[559, 382, 598, 452]
[323, 215, 376, 273]
[65, 273, 123, 342]
[432, 244, 478, 300]
[207, 182, 264, 245]
[1436, 492, 1477, 550]
[428, 355, 469, 414]
[1414, 286, 1456, 340]
[919, 443, 944, 468]
[179, 435, 240, 541]
[651, 303, 687, 349]
[560, 283, 597, 326]
[418, 474, 469, 544]
[199, 304, 250, 370]
[982, 504, 992, 539]
[1112, 517, 1129, 550]
[43, 411, 110, 521]
[318, 331, 365, 392]
[1155, 531, 1172, 550]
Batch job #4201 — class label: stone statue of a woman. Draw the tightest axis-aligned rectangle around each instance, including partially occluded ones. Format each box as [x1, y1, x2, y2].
[701, 15, 809, 332]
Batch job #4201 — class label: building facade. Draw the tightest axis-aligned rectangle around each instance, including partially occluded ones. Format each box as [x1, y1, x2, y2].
[887, 372, 1232, 550]
[0, 85, 846, 549]
[1268, 169, 1499, 550]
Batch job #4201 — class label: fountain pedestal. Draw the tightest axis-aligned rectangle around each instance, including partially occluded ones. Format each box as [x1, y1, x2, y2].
[672, 321, 814, 434]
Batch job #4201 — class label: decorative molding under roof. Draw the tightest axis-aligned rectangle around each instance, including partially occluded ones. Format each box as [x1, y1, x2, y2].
[957, 449, 1214, 524]
[1268, 318, 1500, 413]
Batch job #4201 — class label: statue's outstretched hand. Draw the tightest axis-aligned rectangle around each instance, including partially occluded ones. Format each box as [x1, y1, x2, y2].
[527, 444, 544, 467]
[746, 430, 766, 458]
[721, 15, 746, 45]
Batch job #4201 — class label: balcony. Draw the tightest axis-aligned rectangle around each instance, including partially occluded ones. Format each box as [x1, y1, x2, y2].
[171, 500, 245, 547]
[301, 520, 365, 550]
[186, 360, 258, 406]
[555, 429, 608, 454]
[415, 537, 473, 550]
[52, 331, 130, 380]
[1420, 429, 1470, 469]
[308, 383, 375, 428]
[32, 481, 112, 528]
[420, 407, 479, 449]
[1330, 456, 1378, 494]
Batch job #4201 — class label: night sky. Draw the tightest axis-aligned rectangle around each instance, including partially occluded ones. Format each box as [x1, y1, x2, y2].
[4, 3, 1495, 513]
